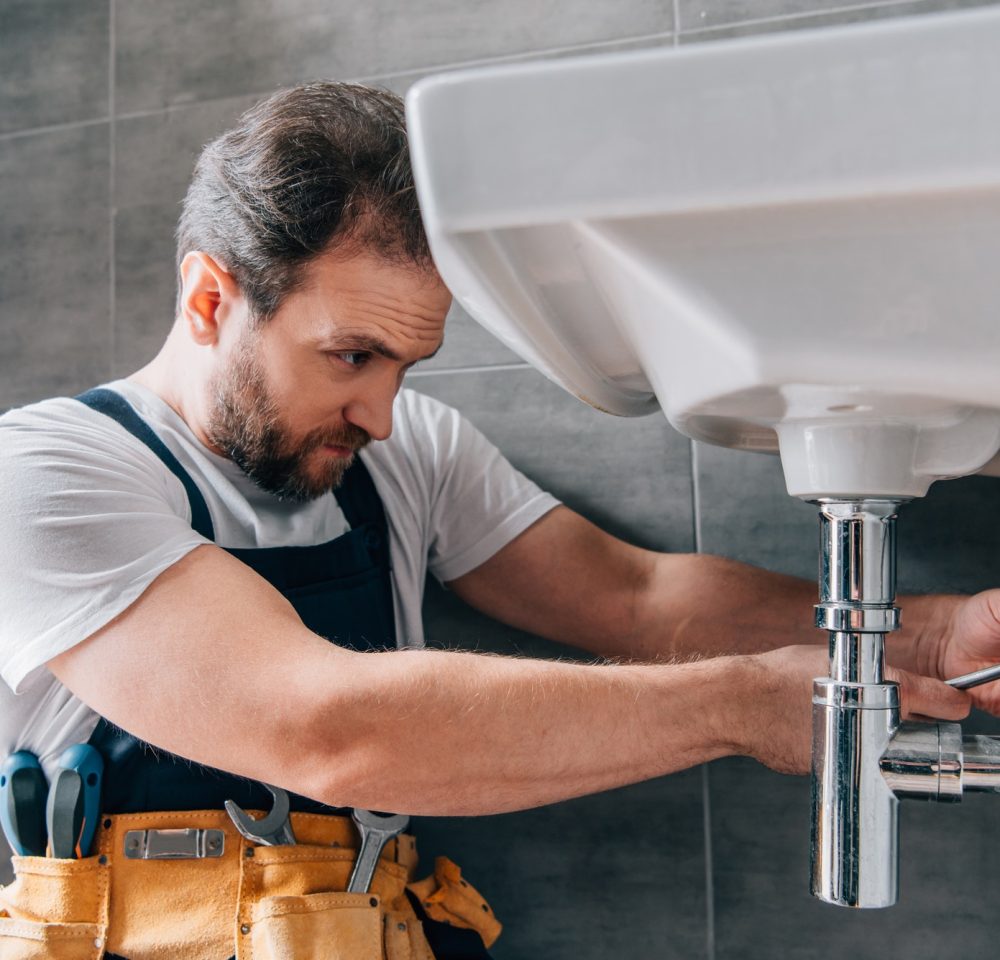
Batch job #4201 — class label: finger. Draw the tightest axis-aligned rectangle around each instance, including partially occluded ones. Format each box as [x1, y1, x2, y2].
[893, 669, 971, 722]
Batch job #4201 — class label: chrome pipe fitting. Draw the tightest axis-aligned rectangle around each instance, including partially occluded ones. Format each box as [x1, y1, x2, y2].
[879, 722, 963, 802]
[810, 499, 903, 909]
[881, 722, 1000, 798]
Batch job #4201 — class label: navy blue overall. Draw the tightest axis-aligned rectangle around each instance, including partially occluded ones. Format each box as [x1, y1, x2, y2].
[77, 388, 492, 960]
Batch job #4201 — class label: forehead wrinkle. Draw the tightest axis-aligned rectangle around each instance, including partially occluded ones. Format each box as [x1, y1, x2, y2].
[336, 289, 447, 331]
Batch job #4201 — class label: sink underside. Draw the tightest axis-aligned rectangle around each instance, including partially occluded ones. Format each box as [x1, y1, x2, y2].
[407, 7, 1000, 497]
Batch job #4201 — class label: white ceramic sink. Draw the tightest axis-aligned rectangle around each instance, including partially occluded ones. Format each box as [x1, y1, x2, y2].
[406, 7, 1000, 499]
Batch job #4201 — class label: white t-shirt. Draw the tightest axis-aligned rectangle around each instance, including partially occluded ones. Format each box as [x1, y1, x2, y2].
[0, 380, 558, 777]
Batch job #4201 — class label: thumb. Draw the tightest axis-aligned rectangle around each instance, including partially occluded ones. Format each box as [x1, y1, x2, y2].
[888, 667, 971, 722]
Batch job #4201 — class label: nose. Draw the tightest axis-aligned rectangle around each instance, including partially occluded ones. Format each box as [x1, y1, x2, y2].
[343, 380, 395, 442]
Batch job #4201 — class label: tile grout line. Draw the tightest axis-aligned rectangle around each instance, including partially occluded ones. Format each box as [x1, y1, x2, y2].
[0, 116, 109, 143]
[690, 439, 716, 960]
[1, 31, 676, 139]
[679, 0, 950, 38]
[408, 361, 532, 378]
[0, 0, 982, 143]
[108, 0, 117, 380]
[702, 764, 716, 960]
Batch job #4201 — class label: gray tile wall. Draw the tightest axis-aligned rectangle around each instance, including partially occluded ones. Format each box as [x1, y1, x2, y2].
[4, 1, 1000, 956]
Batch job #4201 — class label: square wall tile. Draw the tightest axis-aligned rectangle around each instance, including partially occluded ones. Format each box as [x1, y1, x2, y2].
[421, 578, 707, 959]
[116, 0, 673, 115]
[710, 757, 1000, 959]
[1, 0, 109, 134]
[410, 367, 695, 551]
[113, 95, 260, 374]
[423, 301, 523, 371]
[694, 442, 816, 578]
[697, 433, 1000, 955]
[416, 762, 708, 958]
[679, 0, 1000, 37]
[0, 125, 111, 408]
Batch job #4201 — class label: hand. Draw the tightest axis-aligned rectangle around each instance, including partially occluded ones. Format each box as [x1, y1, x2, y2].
[926, 589, 1000, 714]
[741, 645, 971, 776]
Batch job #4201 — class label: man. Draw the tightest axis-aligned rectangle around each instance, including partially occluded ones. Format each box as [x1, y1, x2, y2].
[0, 81, 995, 959]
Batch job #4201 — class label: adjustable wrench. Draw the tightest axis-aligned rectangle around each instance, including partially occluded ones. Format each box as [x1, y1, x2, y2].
[225, 784, 296, 846]
[347, 809, 410, 893]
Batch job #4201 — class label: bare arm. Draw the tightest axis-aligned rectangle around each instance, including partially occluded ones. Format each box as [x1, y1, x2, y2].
[49, 541, 967, 815]
[447, 505, 955, 673]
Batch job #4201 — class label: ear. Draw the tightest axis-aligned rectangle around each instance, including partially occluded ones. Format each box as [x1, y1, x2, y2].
[178, 252, 242, 346]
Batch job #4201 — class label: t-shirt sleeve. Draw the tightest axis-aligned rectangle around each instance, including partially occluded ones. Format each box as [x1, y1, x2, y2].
[397, 390, 560, 584]
[0, 401, 210, 693]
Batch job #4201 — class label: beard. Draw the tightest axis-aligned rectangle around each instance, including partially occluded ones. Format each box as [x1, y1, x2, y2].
[206, 334, 371, 503]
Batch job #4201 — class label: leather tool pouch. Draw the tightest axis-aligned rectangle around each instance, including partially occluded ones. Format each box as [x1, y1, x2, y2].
[235, 835, 432, 960]
[0, 854, 109, 959]
[0, 812, 501, 960]
[406, 856, 502, 950]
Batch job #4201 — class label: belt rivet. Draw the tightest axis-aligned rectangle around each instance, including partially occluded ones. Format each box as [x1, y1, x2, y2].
[103, 819, 112, 830]
[397, 922, 407, 932]
[369, 897, 378, 908]
[98, 855, 108, 866]
[244, 847, 255, 858]
[241, 924, 250, 935]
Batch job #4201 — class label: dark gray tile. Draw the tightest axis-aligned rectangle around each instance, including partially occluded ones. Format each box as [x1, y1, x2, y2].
[0, 125, 111, 408]
[377, 33, 676, 100]
[410, 367, 695, 552]
[695, 440, 1000, 594]
[424, 301, 522, 372]
[411, 369, 705, 957]
[415, 759, 707, 958]
[694, 441, 817, 578]
[897, 475, 1000, 595]
[680, 0, 1000, 38]
[0, 0, 109, 135]
[679, 0, 887, 32]
[115, 0, 672, 115]
[425, 574, 707, 957]
[710, 755, 1000, 959]
[113, 96, 260, 374]
[697, 437, 1000, 953]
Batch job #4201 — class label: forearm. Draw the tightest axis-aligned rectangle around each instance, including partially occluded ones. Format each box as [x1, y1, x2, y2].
[625, 553, 961, 676]
[302, 647, 758, 816]
[622, 553, 817, 661]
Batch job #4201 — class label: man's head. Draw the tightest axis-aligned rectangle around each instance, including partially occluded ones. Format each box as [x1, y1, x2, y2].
[172, 82, 449, 501]
[177, 81, 430, 321]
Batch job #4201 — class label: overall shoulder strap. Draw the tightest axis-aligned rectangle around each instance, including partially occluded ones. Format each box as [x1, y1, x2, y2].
[76, 388, 216, 541]
[333, 455, 389, 536]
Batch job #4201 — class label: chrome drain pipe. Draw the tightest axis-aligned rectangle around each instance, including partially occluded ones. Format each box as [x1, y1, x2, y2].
[809, 499, 1000, 909]
[810, 499, 903, 909]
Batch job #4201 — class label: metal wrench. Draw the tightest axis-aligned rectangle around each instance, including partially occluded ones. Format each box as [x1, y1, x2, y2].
[347, 809, 410, 893]
[224, 784, 296, 846]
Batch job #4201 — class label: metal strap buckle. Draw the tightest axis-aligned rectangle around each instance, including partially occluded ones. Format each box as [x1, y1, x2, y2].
[123, 828, 225, 860]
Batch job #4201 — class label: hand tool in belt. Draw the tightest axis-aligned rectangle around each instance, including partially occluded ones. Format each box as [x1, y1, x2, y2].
[46, 744, 104, 858]
[0, 751, 48, 857]
[347, 808, 410, 893]
[225, 784, 297, 845]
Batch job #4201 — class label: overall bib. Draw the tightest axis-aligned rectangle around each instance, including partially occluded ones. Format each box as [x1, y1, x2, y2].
[0, 389, 499, 960]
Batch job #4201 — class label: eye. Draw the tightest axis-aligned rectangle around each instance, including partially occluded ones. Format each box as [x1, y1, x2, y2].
[335, 351, 370, 368]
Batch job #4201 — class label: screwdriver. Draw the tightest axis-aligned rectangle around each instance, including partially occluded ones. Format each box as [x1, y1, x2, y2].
[946, 664, 1000, 690]
[0, 752, 48, 857]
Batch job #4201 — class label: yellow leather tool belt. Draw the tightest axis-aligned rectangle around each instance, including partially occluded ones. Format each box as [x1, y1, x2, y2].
[0, 809, 501, 960]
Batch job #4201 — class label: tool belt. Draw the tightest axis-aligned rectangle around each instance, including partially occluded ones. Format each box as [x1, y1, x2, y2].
[0, 809, 502, 960]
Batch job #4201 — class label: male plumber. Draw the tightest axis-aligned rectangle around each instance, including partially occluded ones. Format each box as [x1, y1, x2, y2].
[1, 82, 998, 960]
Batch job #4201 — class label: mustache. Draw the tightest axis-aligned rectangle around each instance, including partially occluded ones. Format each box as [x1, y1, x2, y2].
[301, 421, 372, 454]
